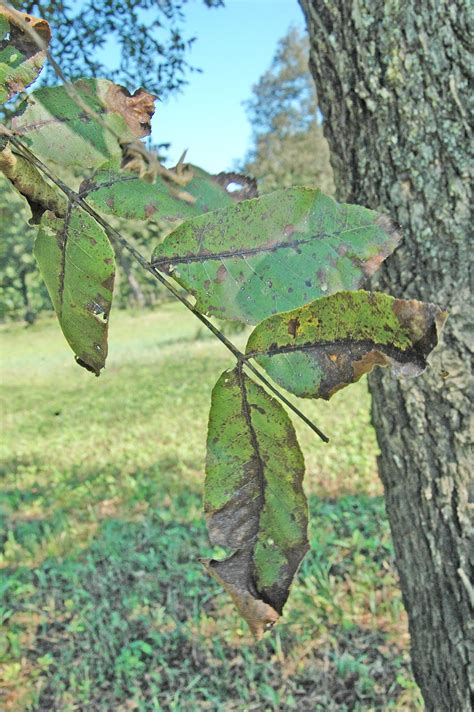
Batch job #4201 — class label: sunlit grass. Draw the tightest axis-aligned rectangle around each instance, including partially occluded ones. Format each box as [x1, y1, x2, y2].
[0, 304, 421, 711]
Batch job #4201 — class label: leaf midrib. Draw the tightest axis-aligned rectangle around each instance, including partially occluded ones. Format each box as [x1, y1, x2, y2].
[152, 233, 330, 267]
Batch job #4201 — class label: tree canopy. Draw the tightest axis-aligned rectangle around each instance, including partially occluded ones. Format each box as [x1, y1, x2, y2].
[13, 0, 224, 97]
[243, 27, 334, 195]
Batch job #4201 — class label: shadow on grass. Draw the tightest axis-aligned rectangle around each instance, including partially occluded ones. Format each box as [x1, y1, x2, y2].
[1, 491, 416, 711]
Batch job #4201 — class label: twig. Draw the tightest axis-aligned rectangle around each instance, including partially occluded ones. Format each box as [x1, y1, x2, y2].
[7, 135, 329, 443]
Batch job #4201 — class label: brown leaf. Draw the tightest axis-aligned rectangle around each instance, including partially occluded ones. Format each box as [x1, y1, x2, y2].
[104, 84, 155, 139]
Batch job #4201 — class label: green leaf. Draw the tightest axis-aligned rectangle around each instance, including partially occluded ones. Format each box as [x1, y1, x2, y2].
[203, 366, 308, 638]
[79, 164, 249, 224]
[245, 290, 448, 400]
[34, 207, 115, 375]
[151, 188, 400, 324]
[0, 7, 51, 104]
[12, 79, 155, 168]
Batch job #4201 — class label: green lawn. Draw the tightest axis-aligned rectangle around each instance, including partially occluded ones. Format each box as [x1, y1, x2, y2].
[0, 304, 421, 711]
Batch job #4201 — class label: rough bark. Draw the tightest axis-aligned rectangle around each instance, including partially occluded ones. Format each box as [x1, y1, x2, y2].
[299, 1, 473, 709]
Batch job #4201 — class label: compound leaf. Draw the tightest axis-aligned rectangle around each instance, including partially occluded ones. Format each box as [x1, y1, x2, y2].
[34, 207, 115, 375]
[151, 188, 400, 324]
[245, 290, 448, 400]
[203, 366, 308, 638]
[0, 7, 51, 104]
[12, 79, 155, 168]
[79, 164, 253, 225]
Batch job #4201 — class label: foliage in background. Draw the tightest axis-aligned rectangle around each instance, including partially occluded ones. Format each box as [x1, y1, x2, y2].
[242, 27, 334, 195]
[0, 175, 50, 321]
[12, 0, 224, 98]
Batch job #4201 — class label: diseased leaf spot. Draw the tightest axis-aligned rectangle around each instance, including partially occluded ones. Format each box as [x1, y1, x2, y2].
[215, 264, 228, 283]
[287, 318, 300, 338]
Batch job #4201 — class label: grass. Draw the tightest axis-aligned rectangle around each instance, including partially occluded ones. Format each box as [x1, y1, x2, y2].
[0, 303, 422, 711]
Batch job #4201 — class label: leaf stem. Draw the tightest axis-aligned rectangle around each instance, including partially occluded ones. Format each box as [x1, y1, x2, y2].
[7, 136, 329, 443]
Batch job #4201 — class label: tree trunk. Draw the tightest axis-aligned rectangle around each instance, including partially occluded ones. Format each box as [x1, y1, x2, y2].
[299, 1, 473, 709]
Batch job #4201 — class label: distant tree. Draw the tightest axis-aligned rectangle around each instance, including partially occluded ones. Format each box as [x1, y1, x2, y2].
[243, 27, 334, 195]
[13, 0, 224, 97]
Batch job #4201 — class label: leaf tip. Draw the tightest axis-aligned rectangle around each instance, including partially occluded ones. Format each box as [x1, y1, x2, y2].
[75, 356, 102, 377]
[201, 557, 279, 639]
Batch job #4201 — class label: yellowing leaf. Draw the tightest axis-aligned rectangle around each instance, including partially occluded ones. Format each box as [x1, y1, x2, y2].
[204, 367, 308, 638]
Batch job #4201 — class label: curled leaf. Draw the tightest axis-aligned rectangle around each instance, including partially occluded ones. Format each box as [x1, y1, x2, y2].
[79, 164, 247, 224]
[12, 79, 155, 168]
[245, 290, 448, 399]
[34, 207, 115, 374]
[204, 367, 308, 638]
[0, 143, 67, 218]
[151, 188, 400, 324]
[0, 7, 51, 104]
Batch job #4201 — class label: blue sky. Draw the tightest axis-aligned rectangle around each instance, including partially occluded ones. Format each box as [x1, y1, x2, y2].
[154, 0, 305, 172]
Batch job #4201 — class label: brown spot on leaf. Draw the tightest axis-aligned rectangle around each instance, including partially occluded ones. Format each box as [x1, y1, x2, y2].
[283, 224, 295, 237]
[215, 264, 228, 284]
[352, 350, 390, 381]
[287, 318, 300, 338]
[362, 252, 386, 276]
[144, 203, 156, 218]
[101, 274, 114, 292]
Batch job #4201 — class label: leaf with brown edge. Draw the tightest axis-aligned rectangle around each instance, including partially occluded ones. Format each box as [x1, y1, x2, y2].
[12, 79, 156, 168]
[151, 188, 401, 324]
[245, 290, 448, 400]
[203, 366, 308, 638]
[0, 7, 51, 104]
[34, 206, 115, 375]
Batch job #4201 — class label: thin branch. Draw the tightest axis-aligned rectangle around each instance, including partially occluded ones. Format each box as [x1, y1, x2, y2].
[7, 135, 329, 443]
